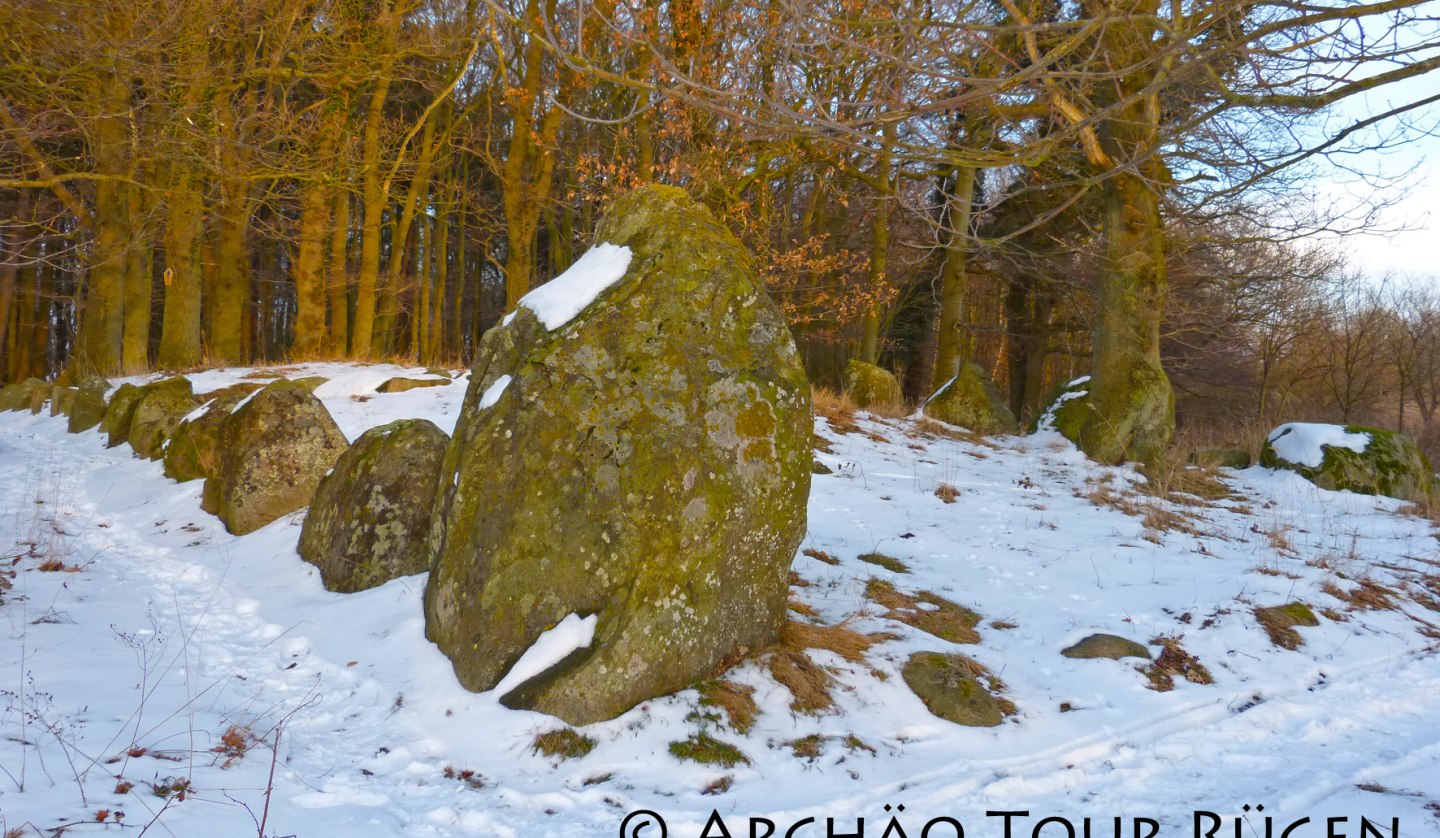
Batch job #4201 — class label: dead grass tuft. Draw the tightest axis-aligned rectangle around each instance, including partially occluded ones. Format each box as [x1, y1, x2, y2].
[697, 680, 759, 734]
[765, 619, 887, 715]
[934, 483, 961, 504]
[1083, 482, 1201, 539]
[866, 579, 981, 644]
[1253, 601, 1320, 649]
[787, 734, 826, 760]
[531, 728, 596, 760]
[812, 388, 860, 435]
[802, 547, 840, 566]
[857, 552, 909, 573]
[1141, 635, 1213, 691]
[1321, 578, 1401, 612]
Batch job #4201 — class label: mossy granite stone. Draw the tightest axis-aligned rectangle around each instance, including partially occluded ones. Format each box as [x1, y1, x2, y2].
[424, 184, 813, 725]
[68, 377, 110, 433]
[924, 362, 1019, 435]
[298, 418, 448, 593]
[1260, 424, 1437, 505]
[162, 383, 262, 483]
[128, 378, 198, 459]
[101, 383, 145, 447]
[201, 379, 349, 535]
[845, 360, 903, 410]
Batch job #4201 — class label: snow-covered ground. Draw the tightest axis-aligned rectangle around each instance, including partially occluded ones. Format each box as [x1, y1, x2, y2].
[2, 362, 1438, 838]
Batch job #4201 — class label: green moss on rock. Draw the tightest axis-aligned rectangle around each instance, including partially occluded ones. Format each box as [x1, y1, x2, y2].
[129, 378, 198, 460]
[49, 386, 77, 418]
[1259, 424, 1437, 505]
[424, 184, 812, 725]
[298, 418, 448, 592]
[0, 378, 49, 412]
[101, 383, 145, 447]
[202, 379, 349, 535]
[162, 384, 262, 483]
[1061, 633, 1151, 660]
[68, 377, 110, 433]
[902, 652, 1003, 727]
[377, 376, 451, 393]
[923, 363, 1019, 435]
[1037, 377, 1090, 442]
[844, 360, 903, 411]
[1254, 601, 1319, 650]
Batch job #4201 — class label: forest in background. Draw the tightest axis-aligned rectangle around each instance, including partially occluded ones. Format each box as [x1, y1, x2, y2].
[2, 0, 1439, 464]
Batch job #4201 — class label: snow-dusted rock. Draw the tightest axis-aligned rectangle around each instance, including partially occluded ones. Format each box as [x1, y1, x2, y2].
[424, 184, 812, 725]
[924, 362, 1018, 435]
[1260, 422, 1437, 504]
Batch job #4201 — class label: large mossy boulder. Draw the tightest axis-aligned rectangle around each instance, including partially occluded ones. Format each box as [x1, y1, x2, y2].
[424, 184, 812, 725]
[1259, 422, 1438, 505]
[844, 360, 903, 411]
[129, 378, 198, 459]
[162, 384, 262, 483]
[1037, 376, 1090, 442]
[923, 363, 1019, 435]
[298, 419, 448, 593]
[902, 652, 1004, 727]
[202, 379, 349, 535]
[68, 377, 110, 433]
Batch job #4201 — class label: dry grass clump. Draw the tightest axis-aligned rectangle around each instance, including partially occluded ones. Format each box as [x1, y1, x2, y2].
[857, 551, 909, 573]
[531, 728, 596, 760]
[1141, 635, 1213, 691]
[669, 732, 749, 767]
[701, 775, 735, 795]
[1082, 482, 1202, 539]
[766, 619, 887, 715]
[696, 680, 759, 734]
[934, 483, 961, 503]
[1254, 602, 1319, 649]
[812, 388, 860, 433]
[787, 734, 826, 760]
[1321, 578, 1400, 612]
[802, 547, 840, 566]
[866, 578, 981, 644]
[788, 598, 821, 619]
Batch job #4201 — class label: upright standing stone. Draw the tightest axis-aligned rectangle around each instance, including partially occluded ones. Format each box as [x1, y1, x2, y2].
[202, 379, 349, 535]
[425, 185, 812, 725]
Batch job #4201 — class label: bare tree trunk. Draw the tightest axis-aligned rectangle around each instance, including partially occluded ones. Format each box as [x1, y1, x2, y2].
[158, 163, 204, 369]
[328, 187, 351, 354]
[932, 166, 976, 392]
[122, 182, 150, 373]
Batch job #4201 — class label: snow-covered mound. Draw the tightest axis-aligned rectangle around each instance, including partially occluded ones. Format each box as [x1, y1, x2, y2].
[2, 363, 1438, 837]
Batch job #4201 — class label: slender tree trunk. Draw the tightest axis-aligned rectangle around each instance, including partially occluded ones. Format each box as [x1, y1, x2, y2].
[328, 188, 351, 354]
[122, 183, 150, 373]
[931, 165, 975, 392]
[0, 189, 28, 380]
[427, 204, 448, 362]
[210, 179, 251, 364]
[353, 72, 393, 358]
[292, 176, 331, 358]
